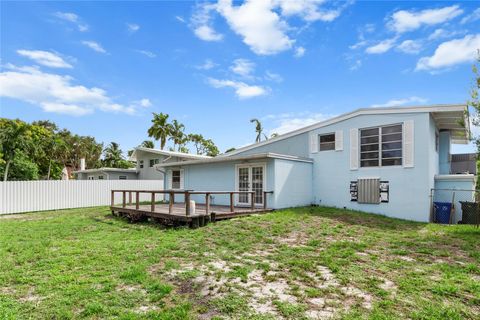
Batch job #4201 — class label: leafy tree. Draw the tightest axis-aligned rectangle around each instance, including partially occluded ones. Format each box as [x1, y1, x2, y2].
[147, 112, 171, 149]
[201, 138, 219, 156]
[250, 118, 267, 143]
[103, 142, 123, 167]
[140, 140, 155, 148]
[188, 133, 205, 154]
[468, 51, 480, 142]
[102, 142, 134, 169]
[169, 119, 186, 151]
[0, 119, 31, 181]
[0, 150, 39, 181]
[178, 146, 190, 153]
[467, 51, 480, 190]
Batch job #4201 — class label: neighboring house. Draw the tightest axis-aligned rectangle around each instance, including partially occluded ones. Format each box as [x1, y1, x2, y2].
[75, 168, 138, 180]
[156, 104, 475, 222]
[75, 147, 210, 181]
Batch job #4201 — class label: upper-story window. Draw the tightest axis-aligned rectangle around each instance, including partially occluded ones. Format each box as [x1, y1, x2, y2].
[319, 133, 335, 151]
[360, 124, 402, 167]
[149, 159, 160, 167]
[139, 160, 144, 169]
[119, 176, 127, 180]
[171, 170, 182, 189]
[98, 175, 104, 180]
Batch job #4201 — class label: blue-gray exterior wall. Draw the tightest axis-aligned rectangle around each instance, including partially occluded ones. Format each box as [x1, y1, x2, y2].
[439, 131, 451, 174]
[164, 158, 312, 209]
[165, 111, 459, 222]
[309, 112, 436, 222]
[233, 132, 310, 157]
[272, 159, 313, 208]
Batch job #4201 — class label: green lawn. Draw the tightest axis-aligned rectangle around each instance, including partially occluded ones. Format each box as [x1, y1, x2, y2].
[0, 206, 479, 320]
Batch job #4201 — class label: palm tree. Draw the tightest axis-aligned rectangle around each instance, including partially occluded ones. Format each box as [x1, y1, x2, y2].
[147, 113, 171, 149]
[140, 140, 155, 149]
[169, 119, 185, 151]
[250, 118, 267, 143]
[103, 142, 123, 167]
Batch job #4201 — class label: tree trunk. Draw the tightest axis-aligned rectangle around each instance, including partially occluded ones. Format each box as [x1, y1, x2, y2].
[47, 159, 52, 180]
[3, 159, 11, 182]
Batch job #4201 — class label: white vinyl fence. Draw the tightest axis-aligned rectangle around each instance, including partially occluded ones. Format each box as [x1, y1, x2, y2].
[0, 180, 164, 215]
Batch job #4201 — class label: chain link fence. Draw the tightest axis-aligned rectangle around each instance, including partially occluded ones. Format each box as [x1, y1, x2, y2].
[430, 188, 479, 226]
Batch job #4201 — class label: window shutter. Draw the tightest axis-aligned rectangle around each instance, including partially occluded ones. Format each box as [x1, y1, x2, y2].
[180, 169, 185, 189]
[350, 128, 359, 170]
[403, 120, 414, 168]
[310, 133, 318, 153]
[167, 170, 172, 189]
[335, 130, 343, 151]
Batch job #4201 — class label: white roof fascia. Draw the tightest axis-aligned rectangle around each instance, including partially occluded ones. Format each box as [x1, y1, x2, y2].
[223, 104, 467, 157]
[155, 152, 314, 168]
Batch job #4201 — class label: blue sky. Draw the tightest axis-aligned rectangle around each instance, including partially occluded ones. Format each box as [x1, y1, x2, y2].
[1, 1, 479, 155]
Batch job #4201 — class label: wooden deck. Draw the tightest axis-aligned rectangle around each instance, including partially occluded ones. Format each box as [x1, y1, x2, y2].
[111, 203, 272, 223]
[110, 189, 274, 228]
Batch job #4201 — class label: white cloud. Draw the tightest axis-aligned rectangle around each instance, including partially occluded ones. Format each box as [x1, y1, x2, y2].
[0, 64, 137, 116]
[41, 102, 93, 116]
[138, 98, 152, 107]
[387, 5, 463, 34]
[397, 40, 423, 54]
[230, 58, 255, 77]
[191, 3, 224, 41]
[195, 59, 217, 70]
[294, 46, 306, 57]
[207, 77, 268, 99]
[416, 34, 480, 71]
[365, 37, 397, 54]
[17, 50, 73, 68]
[53, 11, 89, 32]
[428, 28, 464, 41]
[264, 112, 332, 136]
[81, 41, 107, 54]
[264, 71, 283, 82]
[369, 96, 428, 108]
[194, 25, 224, 41]
[349, 59, 362, 71]
[127, 23, 140, 33]
[175, 16, 186, 23]
[216, 0, 293, 55]
[277, 0, 345, 22]
[461, 8, 480, 24]
[190, 0, 349, 55]
[136, 50, 156, 58]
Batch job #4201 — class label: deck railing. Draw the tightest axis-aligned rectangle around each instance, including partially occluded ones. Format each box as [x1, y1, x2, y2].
[111, 189, 274, 216]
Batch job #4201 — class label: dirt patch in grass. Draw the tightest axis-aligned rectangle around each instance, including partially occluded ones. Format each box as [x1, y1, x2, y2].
[2, 206, 479, 319]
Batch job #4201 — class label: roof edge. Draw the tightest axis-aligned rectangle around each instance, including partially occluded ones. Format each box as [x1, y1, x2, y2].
[155, 152, 314, 168]
[223, 104, 467, 157]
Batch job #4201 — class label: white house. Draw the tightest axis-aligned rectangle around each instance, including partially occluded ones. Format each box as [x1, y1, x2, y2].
[156, 104, 475, 222]
[75, 147, 210, 181]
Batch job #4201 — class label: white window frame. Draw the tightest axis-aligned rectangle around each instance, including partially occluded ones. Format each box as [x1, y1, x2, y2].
[168, 169, 184, 190]
[139, 160, 144, 169]
[360, 123, 403, 168]
[98, 175, 104, 180]
[318, 133, 335, 151]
